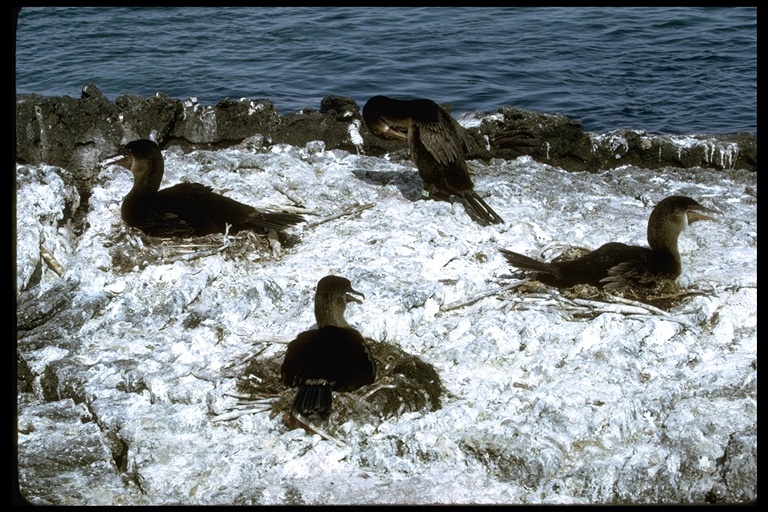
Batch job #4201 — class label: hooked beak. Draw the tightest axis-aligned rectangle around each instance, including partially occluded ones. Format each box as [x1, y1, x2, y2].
[369, 119, 408, 141]
[686, 204, 720, 224]
[345, 287, 365, 305]
[101, 148, 132, 170]
[383, 125, 408, 141]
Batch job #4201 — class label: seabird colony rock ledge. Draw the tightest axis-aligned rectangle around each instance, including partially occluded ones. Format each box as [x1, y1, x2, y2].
[16, 84, 756, 186]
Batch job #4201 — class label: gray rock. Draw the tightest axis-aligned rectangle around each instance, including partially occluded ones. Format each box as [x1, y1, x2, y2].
[16, 83, 756, 181]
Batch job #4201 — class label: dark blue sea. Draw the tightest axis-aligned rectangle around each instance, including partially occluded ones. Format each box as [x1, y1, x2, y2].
[15, 6, 756, 135]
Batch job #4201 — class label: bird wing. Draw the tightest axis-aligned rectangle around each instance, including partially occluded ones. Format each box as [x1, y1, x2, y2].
[601, 253, 660, 290]
[121, 192, 197, 237]
[281, 327, 376, 390]
[145, 212, 196, 237]
[415, 115, 466, 168]
[602, 246, 683, 290]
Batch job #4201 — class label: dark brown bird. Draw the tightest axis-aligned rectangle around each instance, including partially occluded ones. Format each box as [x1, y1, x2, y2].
[500, 196, 718, 290]
[114, 139, 303, 237]
[280, 275, 377, 421]
[363, 95, 504, 226]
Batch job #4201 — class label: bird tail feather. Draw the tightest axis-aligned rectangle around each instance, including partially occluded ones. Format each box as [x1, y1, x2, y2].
[499, 248, 552, 273]
[292, 380, 333, 417]
[461, 192, 504, 226]
[247, 211, 304, 231]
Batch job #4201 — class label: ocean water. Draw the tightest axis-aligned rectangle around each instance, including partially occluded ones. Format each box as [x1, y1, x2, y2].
[14, 6, 756, 135]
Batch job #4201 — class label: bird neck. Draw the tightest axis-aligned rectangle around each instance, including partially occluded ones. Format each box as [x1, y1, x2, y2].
[647, 223, 682, 264]
[129, 155, 164, 194]
[314, 302, 350, 329]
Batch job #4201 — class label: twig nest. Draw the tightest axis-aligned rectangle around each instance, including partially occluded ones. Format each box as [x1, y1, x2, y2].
[236, 339, 444, 434]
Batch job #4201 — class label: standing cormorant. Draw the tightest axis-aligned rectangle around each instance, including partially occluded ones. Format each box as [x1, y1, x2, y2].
[281, 275, 377, 422]
[499, 195, 718, 290]
[363, 95, 504, 226]
[114, 139, 303, 237]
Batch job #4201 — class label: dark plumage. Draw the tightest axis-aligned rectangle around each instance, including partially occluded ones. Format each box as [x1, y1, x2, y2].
[363, 95, 504, 226]
[500, 196, 718, 290]
[115, 139, 303, 237]
[280, 276, 377, 420]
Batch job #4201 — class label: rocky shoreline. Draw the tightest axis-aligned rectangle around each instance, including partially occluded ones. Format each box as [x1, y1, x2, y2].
[15, 84, 756, 249]
[16, 83, 756, 186]
[14, 84, 757, 505]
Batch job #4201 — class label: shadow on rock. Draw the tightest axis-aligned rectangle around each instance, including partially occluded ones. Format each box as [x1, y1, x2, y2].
[351, 168, 424, 202]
